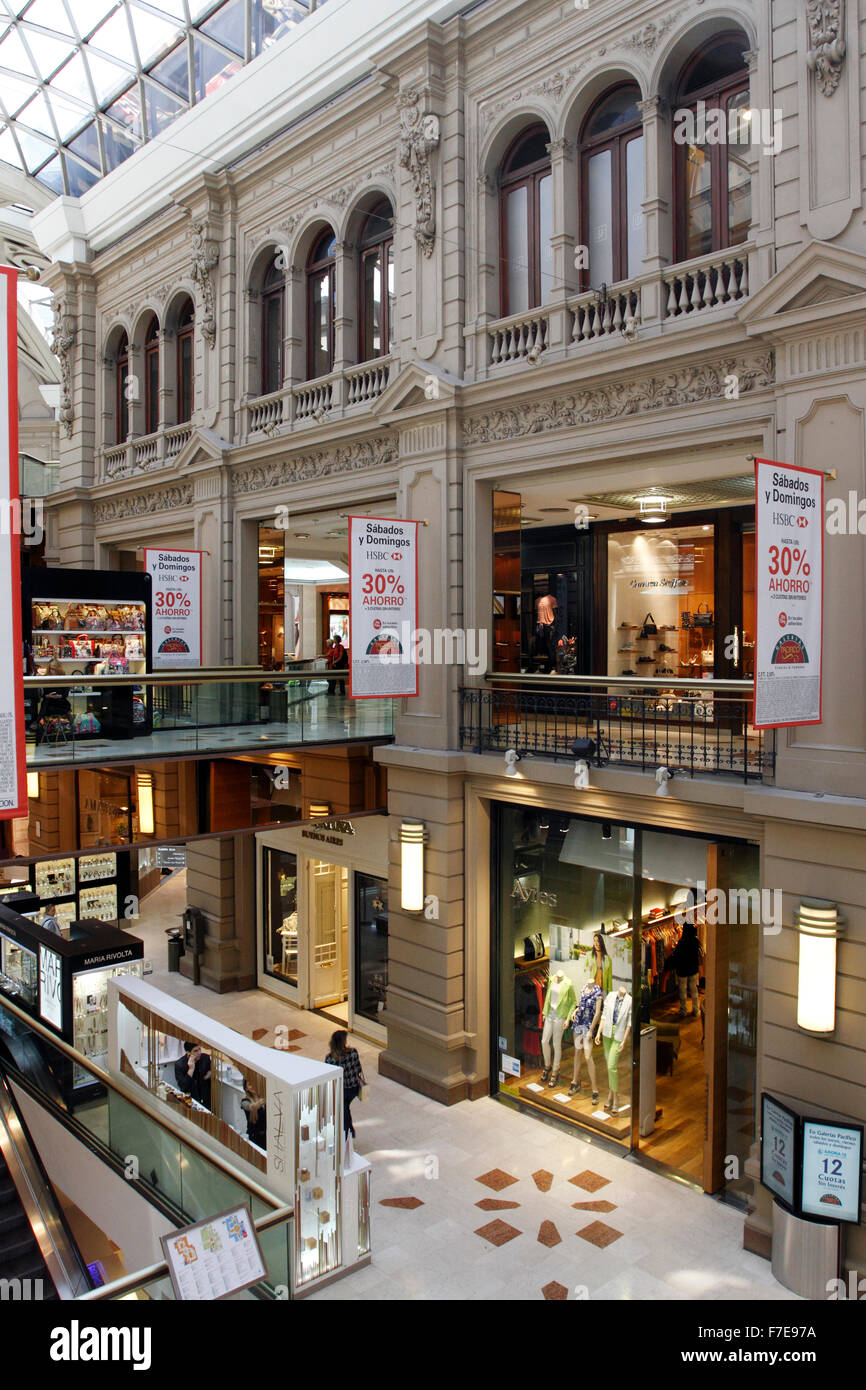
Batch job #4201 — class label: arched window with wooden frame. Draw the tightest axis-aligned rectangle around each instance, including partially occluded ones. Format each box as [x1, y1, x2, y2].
[115, 331, 130, 444]
[306, 229, 336, 381]
[144, 315, 160, 434]
[579, 84, 644, 290]
[176, 298, 195, 423]
[673, 32, 751, 262]
[261, 258, 285, 396]
[498, 125, 553, 316]
[358, 200, 395, 363]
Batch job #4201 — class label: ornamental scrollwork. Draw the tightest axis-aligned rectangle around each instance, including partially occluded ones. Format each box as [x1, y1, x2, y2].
[806, 0, 846, 97]
[50, 297, 76, 439]
[191, 222, 219, 348]
[398, 89, 439, 258]
[231, 436, 397, 495]
[462, 353, 775, 444]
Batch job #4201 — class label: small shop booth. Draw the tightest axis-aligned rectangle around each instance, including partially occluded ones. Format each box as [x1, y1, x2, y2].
[257, 814, 390, 1042]
[108, 976, 372, 1294]
[0, 902, 143, 1100]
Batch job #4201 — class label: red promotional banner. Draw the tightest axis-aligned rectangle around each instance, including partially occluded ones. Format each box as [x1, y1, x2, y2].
[753, 457, 824, 729]
[0, 265, 27, 818]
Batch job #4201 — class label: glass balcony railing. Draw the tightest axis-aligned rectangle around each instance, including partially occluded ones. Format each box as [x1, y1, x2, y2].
[24, 669, 393, 768]
[0, 991, 294, 1297]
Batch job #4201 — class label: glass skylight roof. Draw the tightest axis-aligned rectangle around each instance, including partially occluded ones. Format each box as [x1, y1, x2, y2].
[0, 0, 313, 194]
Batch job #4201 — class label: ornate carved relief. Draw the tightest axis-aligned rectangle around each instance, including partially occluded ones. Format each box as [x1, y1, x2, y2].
[191, 223, 219, 348]
[231, 436, 397, 495]
[50, 297, 76, 439]
[479, 61, 589, 135]
[621, 12, 681, 53]
[806, 0, 846, 97]
[398, 89, 440, 257]
[462, 352, 775, 444]
[93, 484, 194, 522]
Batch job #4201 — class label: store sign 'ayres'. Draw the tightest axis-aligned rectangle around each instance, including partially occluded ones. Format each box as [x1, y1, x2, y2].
[144, 548, 203, 668]
[349, 517, 419, 698]
[753, 458, 823, 729]
[0, 267, 27, 818]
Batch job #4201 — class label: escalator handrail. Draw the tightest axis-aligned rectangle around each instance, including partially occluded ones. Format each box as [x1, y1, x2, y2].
[0, 993, 282, 1214]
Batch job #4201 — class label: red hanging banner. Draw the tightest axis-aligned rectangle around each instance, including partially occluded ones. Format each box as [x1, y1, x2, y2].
[0, 266, 27, 819]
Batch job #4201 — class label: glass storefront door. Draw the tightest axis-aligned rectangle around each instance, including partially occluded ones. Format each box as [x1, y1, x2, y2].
[492, 800, 760, 1202]
[310, 860, 348, 1009]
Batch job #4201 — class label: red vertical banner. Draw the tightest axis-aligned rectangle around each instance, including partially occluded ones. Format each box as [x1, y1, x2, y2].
[0, 266, 27, 819]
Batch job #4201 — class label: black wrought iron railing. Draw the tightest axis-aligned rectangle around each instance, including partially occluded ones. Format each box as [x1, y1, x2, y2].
[460, 675, 772, 783]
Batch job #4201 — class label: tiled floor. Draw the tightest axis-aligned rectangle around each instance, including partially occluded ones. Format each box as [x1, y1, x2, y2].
[134, 875, 797, 1302]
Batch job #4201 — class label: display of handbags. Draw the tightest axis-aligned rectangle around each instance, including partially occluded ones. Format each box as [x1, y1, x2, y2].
[693, 601, 713, 627]
[638, 612, 658, 639]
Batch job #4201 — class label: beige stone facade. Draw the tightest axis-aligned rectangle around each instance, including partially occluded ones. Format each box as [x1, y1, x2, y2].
[34, 0, 866, 1273]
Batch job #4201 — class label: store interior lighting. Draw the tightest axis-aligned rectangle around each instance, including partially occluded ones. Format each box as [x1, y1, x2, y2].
[27, 771, 39, 799]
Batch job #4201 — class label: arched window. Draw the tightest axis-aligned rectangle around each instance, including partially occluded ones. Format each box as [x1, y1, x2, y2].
[358, 200, 395, 362]
[499, 126, 553, 316]
[176, 298, 194, 423]
[579, 85, 644, 288]
[261, 258, 285, 396]
[115, 332, 129, 443]
[144, 315, 160, 434]
[673, 34, 751, 261]
[306, 230, 336, 380]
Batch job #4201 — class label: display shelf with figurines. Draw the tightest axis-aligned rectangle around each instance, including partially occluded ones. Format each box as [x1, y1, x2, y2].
[78, 853, 117, 884]
[31, 599, 148, 674]
[78, 884, 119, 922]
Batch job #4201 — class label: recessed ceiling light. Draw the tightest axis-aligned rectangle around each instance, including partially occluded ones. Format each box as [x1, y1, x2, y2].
[294, 533, 311, 540]
[702, 525, 711, 532]
[538, 507, 569, 513]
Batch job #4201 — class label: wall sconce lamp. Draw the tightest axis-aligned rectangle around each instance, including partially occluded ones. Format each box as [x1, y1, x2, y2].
[400, 820, 427, 913]
[796, 898, 845, 1035]
[26, 771, 39, 799]
[655, 766, 673, 796]
[309, 802, 331, 820]
[504, 748, 521, 778]
[137, 771, 154, 834]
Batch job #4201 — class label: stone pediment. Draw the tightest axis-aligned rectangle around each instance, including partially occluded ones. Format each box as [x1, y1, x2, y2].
[739, 241, 866, 333]
[371, 360, 464, 416]
[171, 427, 232, 471]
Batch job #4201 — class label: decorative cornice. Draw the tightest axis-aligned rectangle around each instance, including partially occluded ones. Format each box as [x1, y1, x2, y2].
[191, 222, 219, 348]
[93, 483, 194, 522]
[806, 0, 846, 97]
[50, 297, 76, 439]
[231, 435, 398, 496]
[479, 61, 588, 135]
[462, 351, 775, 445]
[398, 88, 439, 258]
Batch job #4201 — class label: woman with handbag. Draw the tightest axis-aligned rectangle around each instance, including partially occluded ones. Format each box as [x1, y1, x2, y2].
[325, 1030, 366, 1140]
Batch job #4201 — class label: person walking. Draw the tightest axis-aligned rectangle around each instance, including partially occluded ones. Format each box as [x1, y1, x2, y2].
[325, 1030, 366, 1140]
[671, 922, 702, 1019]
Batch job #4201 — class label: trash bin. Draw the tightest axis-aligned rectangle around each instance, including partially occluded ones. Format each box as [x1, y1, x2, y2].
[166, 929, 184, 973]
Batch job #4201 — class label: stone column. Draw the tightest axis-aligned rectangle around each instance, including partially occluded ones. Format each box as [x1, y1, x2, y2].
[183, 835, 248, 992]
[376, 753, 480, 1103]
[637, 95, 669, 326]
[546, 137, 577, 353]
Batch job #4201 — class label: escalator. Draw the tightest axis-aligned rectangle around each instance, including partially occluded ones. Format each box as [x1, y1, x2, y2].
[0, 1146, 60, 1297]
[0, 1075, 92, 1299]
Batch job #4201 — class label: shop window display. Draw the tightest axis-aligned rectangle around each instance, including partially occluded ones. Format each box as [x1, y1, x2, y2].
[263, 848, 298, 985]
[493, 802, 760, 1201]
[0, 935, 37, 1005]
[354, 873, 388, 1026]
[607, 524, 716, 685]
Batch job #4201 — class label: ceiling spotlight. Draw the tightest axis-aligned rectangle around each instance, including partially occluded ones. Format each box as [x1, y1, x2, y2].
[313, 406, 327, 422]
[504, 748, 521, 778]
[294, 532, 311, 540]
[526, 343, 544, 364]
[621, 314, 637, 341]
[640, 496, 669, 525]
[655, 766, 673, 797]
[574, 760, 589, 790]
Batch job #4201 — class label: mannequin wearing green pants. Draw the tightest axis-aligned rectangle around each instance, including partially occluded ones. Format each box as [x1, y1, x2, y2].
[599, 987, 632, 1116]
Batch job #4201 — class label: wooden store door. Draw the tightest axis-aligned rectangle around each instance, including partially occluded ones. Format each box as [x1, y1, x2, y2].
[310, 860, 349, 1009]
